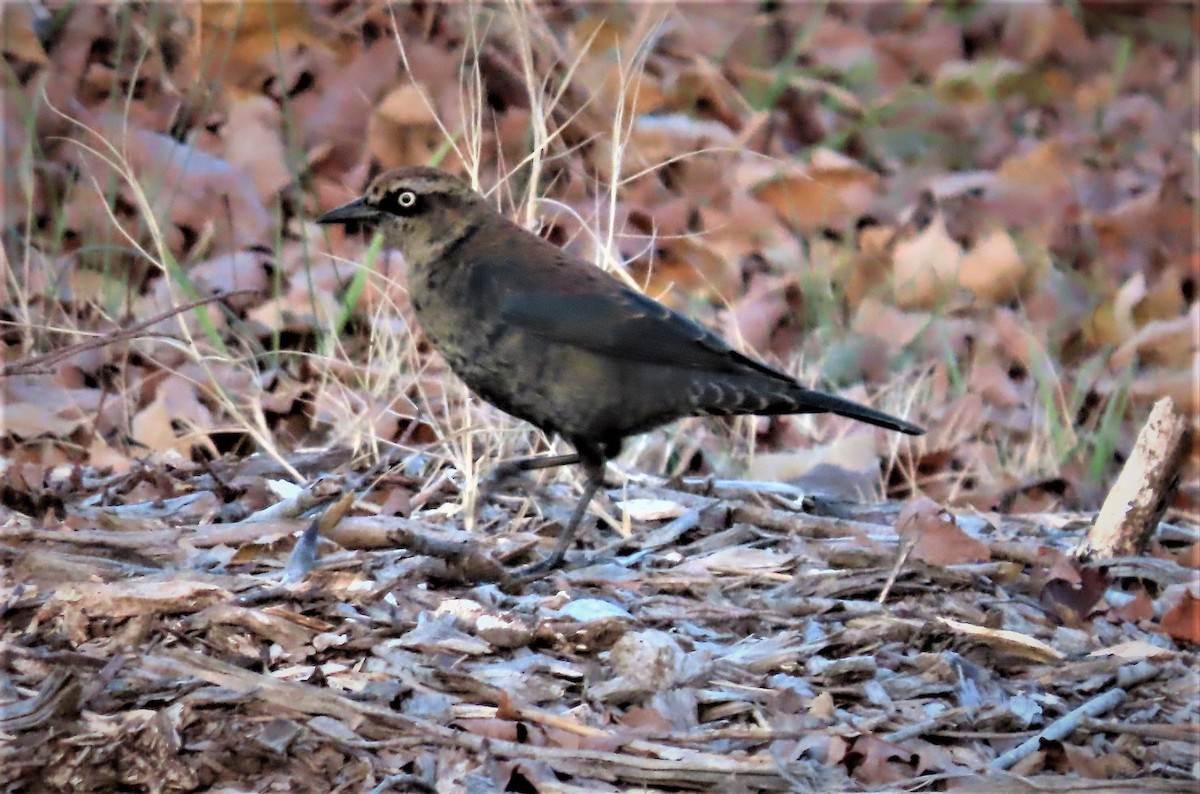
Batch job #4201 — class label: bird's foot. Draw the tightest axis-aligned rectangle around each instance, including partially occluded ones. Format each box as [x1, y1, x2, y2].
[510, 552, 566, 581]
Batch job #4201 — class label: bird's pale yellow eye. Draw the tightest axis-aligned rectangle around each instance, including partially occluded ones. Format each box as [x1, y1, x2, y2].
[397, 190, 417, 208]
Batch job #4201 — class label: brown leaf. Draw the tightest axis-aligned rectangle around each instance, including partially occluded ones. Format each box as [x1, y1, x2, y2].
[0, 402, 87, 439]
[746, 151, 878, 234]
[96, 117, 273, 251]
[890, 210, 963, 309]
[618, 706, 673, 732]
[958, 227, 1031, 303]
[1107, 586, 1155, 624]
[1088, 639, 1175, 662]
[808, 691, 835, 721]
[1061, 743, 1109, 779]
[936, 617, 1064, 663]
[221, 94, 293, 202]
[194, 2, 333, 88]
[845, 734, 916, 785]
[368, 83, 446, 170]
[1160, 581, 1200, 645]
[722, 274, 793, 354]
[895, 497, 990, 566]
[455, 718, 519, 742]
[1110, 303, 1199, 371]
[995, 139, 1072, 199]
[296, 39, 406, 173]
[1, 5, 49, 66]
[1125, 363, 1200, 414]
[1040, 557, 1110, 623]
[182, 250, 272, 300]
[1171, 542, 1200, 569]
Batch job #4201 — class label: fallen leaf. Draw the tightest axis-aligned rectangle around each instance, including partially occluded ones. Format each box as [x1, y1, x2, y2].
[615, 498, 686, 522]
[1107, 586, 1155, 624]
[222, 94, 293, 202]
[891, 210, 963, 309]
[1088, 640, 1174, 662]
[958, 227, 1029, 303]
[1110, 302, 1199, 370]
[1160, 581, 1200, 645]
[895, 497, 991, 566]
[607, 629, 684, 691]
[995, 138, 1072, 198]
[0, 402, 87, 438]
[677, 547, 794, 575]
[746, 152, 877, 234]
[1040, 557, 1110, 623]
[1, 4, 50, 65]
[936, 617, 1064, 662]
[845, 733, 916, 785]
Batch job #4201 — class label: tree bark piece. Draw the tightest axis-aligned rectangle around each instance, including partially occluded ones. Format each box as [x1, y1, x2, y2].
[1078, 397, 1191, 561]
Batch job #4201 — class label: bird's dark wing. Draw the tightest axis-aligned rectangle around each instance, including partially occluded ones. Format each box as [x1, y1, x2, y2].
[500, 283, 791, 383]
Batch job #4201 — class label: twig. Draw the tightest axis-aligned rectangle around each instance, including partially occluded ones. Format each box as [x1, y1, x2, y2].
[878, 534, 918, 604]
[1, 289, 255, 377]
[884, 705, 975, 742]
[732, 504, 889, 540]
[241, 475, 346, 523]
[321, 515, 507, 582]
[988, 671, 1154, 771]
[1079, 718, 1200, 741]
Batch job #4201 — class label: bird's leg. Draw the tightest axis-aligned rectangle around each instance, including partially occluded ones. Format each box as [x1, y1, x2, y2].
[516, 456, 605, 576]
[490, 453, 581, 482]
[474, 452, 581, 530]
[480, 452, 581, 504]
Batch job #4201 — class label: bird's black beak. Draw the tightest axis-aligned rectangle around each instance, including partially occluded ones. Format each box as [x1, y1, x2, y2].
[316, 197, 381, 225]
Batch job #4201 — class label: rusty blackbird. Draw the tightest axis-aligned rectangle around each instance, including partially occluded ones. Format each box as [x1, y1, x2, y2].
[317, 167, 923, 573]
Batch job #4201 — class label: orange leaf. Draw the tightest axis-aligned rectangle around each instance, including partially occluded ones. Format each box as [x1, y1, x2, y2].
[1160, 582, 1200, 645]
[895, 497, 990, 566]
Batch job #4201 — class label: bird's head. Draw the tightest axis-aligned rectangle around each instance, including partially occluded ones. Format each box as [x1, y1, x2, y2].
[316, 167, 490, 264]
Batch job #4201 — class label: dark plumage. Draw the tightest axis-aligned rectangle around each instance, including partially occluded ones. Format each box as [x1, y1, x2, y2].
[318, 167, 923, 572]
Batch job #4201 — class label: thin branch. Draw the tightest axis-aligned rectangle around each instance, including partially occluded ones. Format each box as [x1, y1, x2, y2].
[1, 289, 254, 378]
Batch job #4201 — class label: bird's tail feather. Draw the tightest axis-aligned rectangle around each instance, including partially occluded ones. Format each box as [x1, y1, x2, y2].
[689, 376, 924, 435]
[788, 388, 924, 435]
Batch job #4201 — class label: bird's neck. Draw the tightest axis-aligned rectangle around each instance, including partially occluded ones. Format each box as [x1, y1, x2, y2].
[428, 215, 485, 267]
[399, 214, 484, 276]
